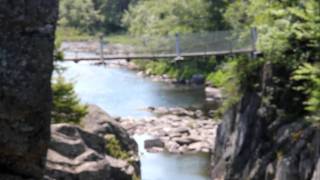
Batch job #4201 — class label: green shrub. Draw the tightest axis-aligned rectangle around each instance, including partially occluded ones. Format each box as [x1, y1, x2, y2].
[292, 63, 320, 123]
[105, 135, 130, 160]
[146, 61, 169, 75]
[207, 70, 227, 88]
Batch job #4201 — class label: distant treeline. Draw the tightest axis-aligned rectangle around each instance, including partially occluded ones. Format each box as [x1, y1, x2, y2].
[59, 0, 137, 34]
[58, 0, 228, 35]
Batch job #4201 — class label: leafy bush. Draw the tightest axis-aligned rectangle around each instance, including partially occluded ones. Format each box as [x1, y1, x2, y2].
[207, 70, 228, 88]
[146, 61, 169, 76]
[52, 76, 88, 124]
[105, 135, 130, 160]
[292, 63, 320, 123]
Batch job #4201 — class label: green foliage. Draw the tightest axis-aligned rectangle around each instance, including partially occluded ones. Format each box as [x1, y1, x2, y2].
[93, 0, 137, 34]
[52, 76, 88, 124]
[207, 70, 228, 88]
[59, 0, 135, 34]
[205, 0, 229, 30]
[123, 0, 211, 35]
[292, 63, 320, 123]
[106, 34, 140, 44]
[56, 27, 95, 42]
[55, 0, 320, 124]
[223, 0, 320, 123]
[105, 135, 130, 160]
[59, 0, 102, 34]
[135, 58, 222, 81]
[133, 174, 141, 180]
[210, 59, 243, 115]
[146, 61, 170, 76]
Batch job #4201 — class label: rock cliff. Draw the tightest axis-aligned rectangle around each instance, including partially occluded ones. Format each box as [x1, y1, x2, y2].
[0, 1, 58, 179]
[211, 63, 320, 180]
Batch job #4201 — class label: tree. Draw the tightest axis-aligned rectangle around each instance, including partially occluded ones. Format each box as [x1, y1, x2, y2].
[52, 76, 88, 124]
[205, 0, 230, 30]
[122, 0, 210, 35]
[59, 0, 103, 33]
[93, 0, 137, 34]
[59, 0, 135, 34]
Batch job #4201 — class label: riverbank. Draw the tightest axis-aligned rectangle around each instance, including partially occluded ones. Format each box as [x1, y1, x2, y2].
[94, 59, 224, 105]
[119, 107, 219, 154]
[60, 58, 213, 180]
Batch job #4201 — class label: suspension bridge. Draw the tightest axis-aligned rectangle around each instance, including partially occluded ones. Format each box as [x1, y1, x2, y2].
[62, 28, 259, 62]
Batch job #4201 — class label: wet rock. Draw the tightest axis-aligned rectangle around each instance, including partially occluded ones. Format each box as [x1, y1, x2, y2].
[144, 139, 165, 149]
[147, 147, 165, 153]
[191, 74, 205, 85]
[174, 137, 200, 146]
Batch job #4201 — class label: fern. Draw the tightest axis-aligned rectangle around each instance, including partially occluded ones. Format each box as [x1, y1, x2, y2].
[292, 63, 320, 123]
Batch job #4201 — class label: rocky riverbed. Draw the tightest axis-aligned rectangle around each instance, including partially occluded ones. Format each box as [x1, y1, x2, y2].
[119, 107, 219, 154]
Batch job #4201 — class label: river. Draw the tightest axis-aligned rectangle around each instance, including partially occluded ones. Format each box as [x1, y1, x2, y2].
[60, 52, 211, 180]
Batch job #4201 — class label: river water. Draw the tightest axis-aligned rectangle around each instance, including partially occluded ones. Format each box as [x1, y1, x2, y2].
[60, 52, 211, 180]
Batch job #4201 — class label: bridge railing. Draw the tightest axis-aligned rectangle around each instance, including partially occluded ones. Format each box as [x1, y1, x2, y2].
[99, 28, 257, 58]
[62, 28, 258, 61]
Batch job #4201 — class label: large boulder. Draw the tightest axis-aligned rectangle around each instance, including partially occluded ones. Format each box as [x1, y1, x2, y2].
[81, 105, 140, 176]
[45, 124, 137, 180]
[0, 1, 58, 179]
[82, 104, 138, 154]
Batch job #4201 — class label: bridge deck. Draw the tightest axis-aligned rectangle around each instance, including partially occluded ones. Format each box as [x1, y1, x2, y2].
[63, 48, 254, 61]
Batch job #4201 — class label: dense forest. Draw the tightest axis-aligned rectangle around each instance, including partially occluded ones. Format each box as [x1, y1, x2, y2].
[58, 0, 320, 123]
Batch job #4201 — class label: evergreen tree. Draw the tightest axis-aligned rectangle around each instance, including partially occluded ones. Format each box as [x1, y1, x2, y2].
[52, 76, 88, 124]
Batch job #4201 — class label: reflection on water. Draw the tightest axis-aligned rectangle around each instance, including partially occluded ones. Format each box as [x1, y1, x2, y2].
[60, 52, 210, 180]
[62, 61, 206, 117]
